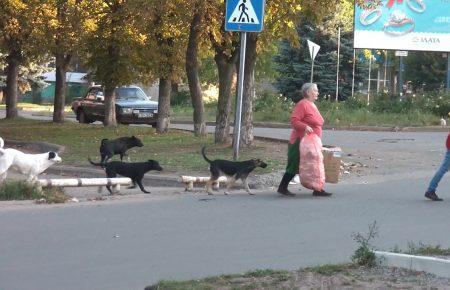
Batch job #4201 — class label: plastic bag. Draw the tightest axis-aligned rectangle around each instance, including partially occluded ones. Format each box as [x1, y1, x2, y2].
[299, 133, 325, 191]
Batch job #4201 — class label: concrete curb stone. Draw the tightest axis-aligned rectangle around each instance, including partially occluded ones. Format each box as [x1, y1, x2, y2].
[375, 251, 450, 278]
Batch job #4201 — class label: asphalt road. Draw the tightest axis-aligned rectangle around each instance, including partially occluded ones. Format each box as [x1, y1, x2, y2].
[1, 110, 450, 290]
[1, 175, 450, 290]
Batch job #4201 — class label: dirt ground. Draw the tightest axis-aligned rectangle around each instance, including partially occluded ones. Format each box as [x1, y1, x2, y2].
[148, 265, 450, 289]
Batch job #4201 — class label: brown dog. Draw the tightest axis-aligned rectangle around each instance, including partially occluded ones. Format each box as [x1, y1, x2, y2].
[201, 146, 267, 195]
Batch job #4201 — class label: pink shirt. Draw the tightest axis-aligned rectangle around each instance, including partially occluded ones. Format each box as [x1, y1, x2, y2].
[289, 99, 324, 144]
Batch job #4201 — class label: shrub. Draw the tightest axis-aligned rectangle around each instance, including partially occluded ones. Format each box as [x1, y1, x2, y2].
[0, 180, 69, 203]
[171, 90, 191, 106]
[351, 221, 378, 266]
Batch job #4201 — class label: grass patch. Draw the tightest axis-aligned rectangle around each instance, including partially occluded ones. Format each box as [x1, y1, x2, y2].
[0, 180, 70, 203]
[147, 270, 292, 290]
[0, 118, 284, 173]
[406, 242, 450, 256]
[308, 263, 351, 275]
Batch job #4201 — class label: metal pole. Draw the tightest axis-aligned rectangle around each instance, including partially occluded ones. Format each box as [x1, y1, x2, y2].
[233, 32, 247, 161]
[376, 67, 380, 93]
[398, 56, 404, 96]
[446, 52, 450, 91]
[351, 49, 356, 99]
[335, 27, 341, 102]
[367, 56, 372, 105]
[310, 46, 314, 83]
[383, 50, 388, 90]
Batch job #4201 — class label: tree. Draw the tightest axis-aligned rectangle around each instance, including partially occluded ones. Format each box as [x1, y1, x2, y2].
[84, 0, 144, 127]
[185, 1, 206, 137]
[0, 0, 46, 119]
[137, 0, 188, 133]
[233, 0, 340, 147]
[274, 4, 366, 101]
[404, 51, 447, 92]
[43, 0, 95, 123]
[202, 0, 239, 143]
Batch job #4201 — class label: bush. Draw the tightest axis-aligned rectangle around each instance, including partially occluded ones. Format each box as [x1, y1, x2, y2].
[0, 180, 69, 203]
[351, 221, 378, 267]
[171, 90, 191, 106]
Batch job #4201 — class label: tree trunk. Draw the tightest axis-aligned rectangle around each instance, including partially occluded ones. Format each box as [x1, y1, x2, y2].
[186, 9, 206, 137]
[103, 86, 117, 127]
[156, 77, 171, 133]
[239, 33, 258, 147]
[53, 53, 72, 123]
[5, 53, 21, 119]
[214, 51, 238, 143]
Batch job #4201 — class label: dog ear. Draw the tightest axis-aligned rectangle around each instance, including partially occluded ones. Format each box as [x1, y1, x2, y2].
[48, 151, 56, 160]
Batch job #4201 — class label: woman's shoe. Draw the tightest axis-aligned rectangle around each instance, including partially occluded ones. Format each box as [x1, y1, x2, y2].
[277, 188, 296, 196]
[313, 190, 332, 197]
[425, 191, 443, 201]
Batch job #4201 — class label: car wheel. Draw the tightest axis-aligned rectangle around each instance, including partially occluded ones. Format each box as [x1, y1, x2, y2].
[78, 110, 90, 124]
[151, 122, 157, 128]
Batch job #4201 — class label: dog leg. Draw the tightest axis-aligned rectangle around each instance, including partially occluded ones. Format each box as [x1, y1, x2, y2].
[128, 181, 136, 189]
[224, 176, 236, 195]
[136, 179, 150, 194]
[206, 179, 214, 195]
[106, 171, 117, 194]
[243, 178, 254, 195]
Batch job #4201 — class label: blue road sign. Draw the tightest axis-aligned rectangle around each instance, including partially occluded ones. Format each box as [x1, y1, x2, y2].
[225, 0, 265, 32]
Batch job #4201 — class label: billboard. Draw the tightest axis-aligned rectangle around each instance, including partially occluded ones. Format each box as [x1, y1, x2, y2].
[354, 0, 450, 52]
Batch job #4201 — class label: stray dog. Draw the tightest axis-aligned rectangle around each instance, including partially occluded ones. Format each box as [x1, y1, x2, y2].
[99, 136, 144, 164]
[201, 146, 267, 195]
[0, 139, 62, 182]
[88, 157, 163, 194]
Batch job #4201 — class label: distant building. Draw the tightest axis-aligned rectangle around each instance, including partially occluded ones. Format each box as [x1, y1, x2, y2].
[21, 71, 89, 104]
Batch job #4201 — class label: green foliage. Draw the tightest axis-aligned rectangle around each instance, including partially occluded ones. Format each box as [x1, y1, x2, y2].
[351, 221, 378, 267]
[404, 51, 448, 92]
[171, 90, 191, 106]
[0, 180, 42, 200]
[406, 242, 450, 256]
[0, 180, 69, 203]
[274, 16, 367, 100]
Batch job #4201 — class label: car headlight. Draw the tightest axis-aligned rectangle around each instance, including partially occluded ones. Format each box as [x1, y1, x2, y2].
[121, 108, 133, 114]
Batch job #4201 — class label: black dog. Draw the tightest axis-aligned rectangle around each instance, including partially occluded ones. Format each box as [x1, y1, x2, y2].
[99, 136, 144, 165]
[88, 157, 163, 194]
[201, 146, 267, 195]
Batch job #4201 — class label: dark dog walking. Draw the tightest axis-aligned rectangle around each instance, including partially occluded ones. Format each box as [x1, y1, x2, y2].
[201, 146, 267, 195]
[88, 157, 162, 194]
[99, 136, 144, 164]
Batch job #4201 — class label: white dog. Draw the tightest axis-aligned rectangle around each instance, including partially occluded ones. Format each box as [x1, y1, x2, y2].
[0, 137, 62, 182]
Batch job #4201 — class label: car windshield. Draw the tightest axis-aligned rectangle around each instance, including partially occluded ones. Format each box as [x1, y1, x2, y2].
[115, 88, 149, 100]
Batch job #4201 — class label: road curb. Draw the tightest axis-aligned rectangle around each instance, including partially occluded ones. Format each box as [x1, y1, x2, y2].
[46, 165, 182, 188]
[375, 251, 450, 278]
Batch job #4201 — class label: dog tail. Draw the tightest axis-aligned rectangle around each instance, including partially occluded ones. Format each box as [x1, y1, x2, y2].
[88, 156, 104, 167]
[201, 146, 211, 163]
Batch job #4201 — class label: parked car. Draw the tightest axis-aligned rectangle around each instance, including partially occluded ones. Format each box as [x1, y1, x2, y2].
[71, 85, 158, 126]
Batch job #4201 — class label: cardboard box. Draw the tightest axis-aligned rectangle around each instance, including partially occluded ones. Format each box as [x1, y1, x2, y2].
[322, 146, 342, 183]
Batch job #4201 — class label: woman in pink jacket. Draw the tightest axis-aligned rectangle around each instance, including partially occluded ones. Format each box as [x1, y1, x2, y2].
[277, 83, 332, 197]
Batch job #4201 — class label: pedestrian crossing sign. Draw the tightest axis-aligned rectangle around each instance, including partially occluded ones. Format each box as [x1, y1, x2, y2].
[225, 0, 265, 32]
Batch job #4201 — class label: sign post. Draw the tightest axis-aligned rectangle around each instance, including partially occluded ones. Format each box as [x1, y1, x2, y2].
[446, 52, 450, 91]
[307, 40, 320, 83]
[225, 0, 265, 160]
